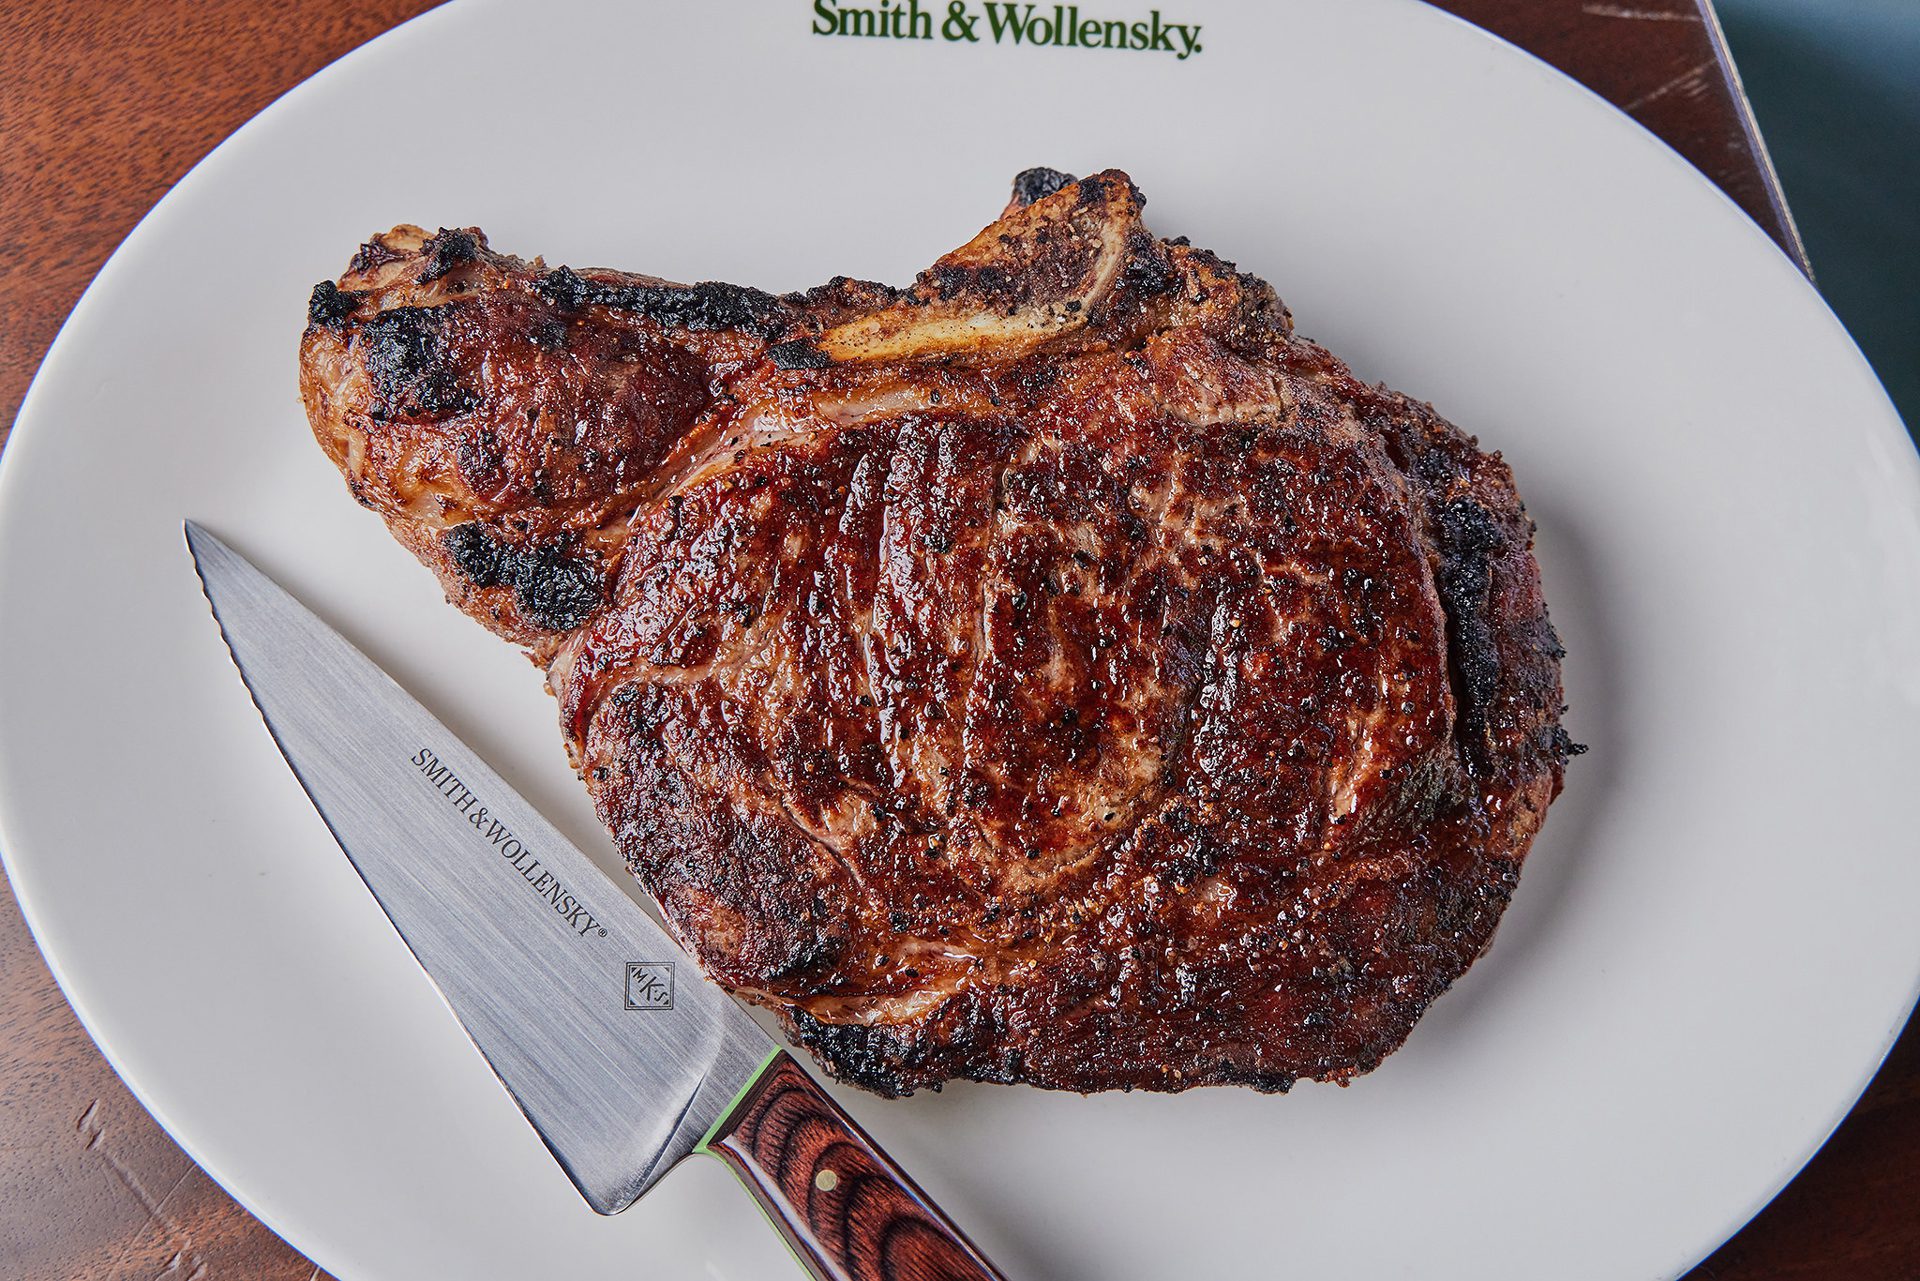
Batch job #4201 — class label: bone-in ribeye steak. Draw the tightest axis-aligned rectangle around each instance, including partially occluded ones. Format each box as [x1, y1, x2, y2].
[299, 169, 1572, 1095]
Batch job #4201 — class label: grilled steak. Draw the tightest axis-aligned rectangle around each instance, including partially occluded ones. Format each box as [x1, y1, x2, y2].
[300, 169, 1572, 1095]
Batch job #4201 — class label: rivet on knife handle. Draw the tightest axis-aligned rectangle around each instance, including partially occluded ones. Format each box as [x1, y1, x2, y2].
[700, 1051, 1007, 1281]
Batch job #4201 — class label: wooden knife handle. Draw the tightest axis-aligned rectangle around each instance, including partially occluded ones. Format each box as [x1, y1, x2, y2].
[702, 1051, 1007, 1281]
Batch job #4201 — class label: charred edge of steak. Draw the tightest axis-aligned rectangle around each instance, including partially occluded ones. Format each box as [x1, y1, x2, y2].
[788, 1011, 916, 1097]
[358, 305, 476, 420]
[1432, 497, 1503, 773]
[416, 228, 482, 283]
[1223, 1066, 1301, 1095]
[307, 280, 361, 328]
[348, 236, 411, 275]
[1549, 724, 1587, 761]
[1121, 228, 1180, 299]
[767, 339, 832, 370]
[791, 1004, 1311, 1096]
[781, 274, 910, 317]
[536, 267, 789, 340]
[442, 523, 601, 631]
[1010, 166, 1076, 207]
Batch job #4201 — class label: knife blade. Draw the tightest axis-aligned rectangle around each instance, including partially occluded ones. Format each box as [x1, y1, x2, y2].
[185, 522, 1004, 1281]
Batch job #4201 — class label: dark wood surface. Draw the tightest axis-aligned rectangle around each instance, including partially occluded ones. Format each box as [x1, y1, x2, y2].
[1444, 0, 1808, 270]
[0, 2, 1903, 1278]
[704, 1052, 1006, 1281]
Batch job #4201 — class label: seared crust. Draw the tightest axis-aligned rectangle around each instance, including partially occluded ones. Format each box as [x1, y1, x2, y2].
[301, 171, 1569, 1095]
[300, 226, 771, 656]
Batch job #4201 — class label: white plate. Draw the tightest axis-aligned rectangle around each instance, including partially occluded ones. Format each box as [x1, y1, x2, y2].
[4, 1, 1917, 1277]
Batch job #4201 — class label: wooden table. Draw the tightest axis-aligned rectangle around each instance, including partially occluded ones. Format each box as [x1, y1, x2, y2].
[0, 2, 1910, 1277]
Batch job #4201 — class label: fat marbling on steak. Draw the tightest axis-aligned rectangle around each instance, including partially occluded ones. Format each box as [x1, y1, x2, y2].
[299, 169, 1573, 1096]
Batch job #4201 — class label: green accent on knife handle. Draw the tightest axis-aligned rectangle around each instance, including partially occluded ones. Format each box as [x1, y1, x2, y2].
[699, 1050, 1007, 1281]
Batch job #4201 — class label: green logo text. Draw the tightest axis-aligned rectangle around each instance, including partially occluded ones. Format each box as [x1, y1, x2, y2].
[812, 1, 1205, 59]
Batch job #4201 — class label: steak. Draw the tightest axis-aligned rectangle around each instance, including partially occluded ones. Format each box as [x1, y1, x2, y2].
[299, 169, 1572, 1095]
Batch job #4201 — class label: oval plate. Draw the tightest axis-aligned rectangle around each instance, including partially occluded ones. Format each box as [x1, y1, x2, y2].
[3, 1, 1917, 1277]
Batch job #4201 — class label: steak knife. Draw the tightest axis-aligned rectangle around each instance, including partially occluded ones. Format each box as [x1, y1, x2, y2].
[185, 522, 1004, 1281]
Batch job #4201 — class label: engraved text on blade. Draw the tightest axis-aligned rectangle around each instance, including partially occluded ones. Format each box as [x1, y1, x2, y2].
[411, 747, 607, 939]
